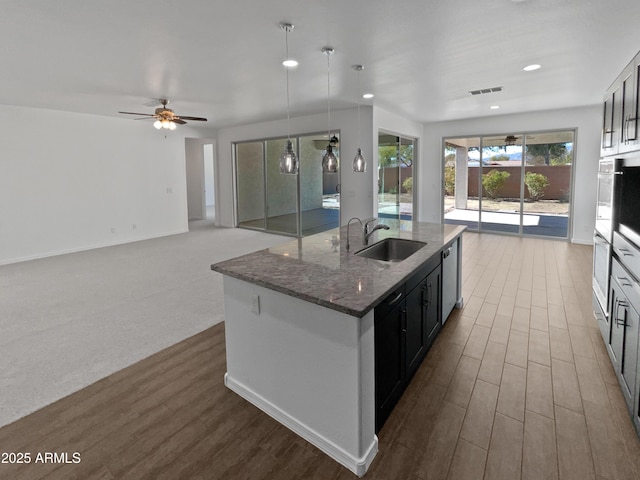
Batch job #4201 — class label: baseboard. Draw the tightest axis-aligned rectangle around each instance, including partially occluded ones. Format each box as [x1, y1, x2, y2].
[0, 228, 189, 266]
[224, 373, 378, 477]
[571, 237, 593, 245]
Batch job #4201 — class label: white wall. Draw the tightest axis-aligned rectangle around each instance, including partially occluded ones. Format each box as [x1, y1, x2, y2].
[421, 105, 601, 244]
[0, 104, 216, 264]
[216, 107, 375, 227]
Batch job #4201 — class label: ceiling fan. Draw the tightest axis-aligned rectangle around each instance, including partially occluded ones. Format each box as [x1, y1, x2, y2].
[118, 99, 207, 130]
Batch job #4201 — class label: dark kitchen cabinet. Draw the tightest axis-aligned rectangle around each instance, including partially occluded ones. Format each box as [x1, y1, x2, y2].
[375, 258, 442, 432]
[602, 50, 640, 157]
[609, 257, 640, 413]
[374, 286, 406, 433]
[602, 78, 621, 157]
[621, 54, 640, 153]
[405, 264, 441, 381]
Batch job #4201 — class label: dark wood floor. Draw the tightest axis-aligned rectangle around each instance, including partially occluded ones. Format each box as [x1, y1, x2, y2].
[2, 232, 640, 479]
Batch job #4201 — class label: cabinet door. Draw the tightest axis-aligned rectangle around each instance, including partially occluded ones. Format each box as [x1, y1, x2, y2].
[620, 61, 638, 153]
[375, 298, 406, 432]
[619, 298, 639, 411]
[405, 283, 427, 381]
[609, 280, 625, 370]
[424, 265, 442, 348]
[602, 79, 621, 157]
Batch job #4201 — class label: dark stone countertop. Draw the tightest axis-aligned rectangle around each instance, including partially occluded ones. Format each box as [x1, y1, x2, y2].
[211, 220, 466, 318]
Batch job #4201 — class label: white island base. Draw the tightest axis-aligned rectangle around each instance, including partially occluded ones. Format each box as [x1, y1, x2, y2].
[222, 276, 378, 477]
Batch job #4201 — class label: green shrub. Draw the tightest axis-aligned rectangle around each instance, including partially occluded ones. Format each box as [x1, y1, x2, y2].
[482, 170, 510, 199]
[444, 165, 455, 196]
[389, 186, 398, 194]
[524, 172, 549, 201]
[402, 177, 413, 194]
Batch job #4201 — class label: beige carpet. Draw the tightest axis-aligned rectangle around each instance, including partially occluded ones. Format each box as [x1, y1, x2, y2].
[0, 221, 289, 427]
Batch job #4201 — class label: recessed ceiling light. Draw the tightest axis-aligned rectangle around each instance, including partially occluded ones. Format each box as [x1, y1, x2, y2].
[362, 93, 374, 99]
[282, 59, 298, 68]
[490, 105, 500, 110]
[523, 64, 541, 71]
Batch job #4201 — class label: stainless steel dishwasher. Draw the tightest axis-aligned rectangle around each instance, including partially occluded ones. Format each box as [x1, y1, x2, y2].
[442, 240, 458, 324]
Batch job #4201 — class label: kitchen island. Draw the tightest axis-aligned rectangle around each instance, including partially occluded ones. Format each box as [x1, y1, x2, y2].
[211, 220, 465, 476]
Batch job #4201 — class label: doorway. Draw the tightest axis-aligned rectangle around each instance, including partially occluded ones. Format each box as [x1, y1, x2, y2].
[203, 143, 215, 221]
[185, 138, 216, 224]
[443, 130, 574, 239]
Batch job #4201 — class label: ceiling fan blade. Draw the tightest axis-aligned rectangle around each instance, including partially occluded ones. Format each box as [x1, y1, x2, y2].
[118, 111, 155, 117]
[176, 116, 207, 121]
[133, 116, 156, 120]
[173, 119, 187, 125]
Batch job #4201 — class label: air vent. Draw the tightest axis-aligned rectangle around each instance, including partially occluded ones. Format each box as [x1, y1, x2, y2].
[469, 86, 503, 96]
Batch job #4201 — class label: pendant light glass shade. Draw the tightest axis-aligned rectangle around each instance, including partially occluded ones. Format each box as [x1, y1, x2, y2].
[353, 148, 367, 172]
[280, 140, 299, 174]
[322, 144, 338, 173]
[279, 23, 299, 175]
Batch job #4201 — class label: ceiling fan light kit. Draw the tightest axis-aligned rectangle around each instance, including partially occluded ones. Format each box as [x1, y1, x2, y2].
[118, 98, 207, 131]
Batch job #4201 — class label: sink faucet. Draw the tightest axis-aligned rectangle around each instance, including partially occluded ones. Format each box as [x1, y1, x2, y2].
[363, 218, 390, 245]
[346, 217, 363, 252]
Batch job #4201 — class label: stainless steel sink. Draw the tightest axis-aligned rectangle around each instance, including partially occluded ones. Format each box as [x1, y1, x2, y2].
[355, 238, 426, 262]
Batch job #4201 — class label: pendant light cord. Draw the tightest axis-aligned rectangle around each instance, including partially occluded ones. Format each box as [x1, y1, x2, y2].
[326, 51, 331, 141]
[356, 68, 361, 147]
[285, 28, 291, 142]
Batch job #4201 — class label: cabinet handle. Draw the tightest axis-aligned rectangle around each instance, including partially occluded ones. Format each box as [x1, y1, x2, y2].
[616, 276, 632, 287]
[422, 283, 433, 307]
[629, 116, 638, 141]
[443, 247, 452, 259]
[401, 308, 407, 333]
[388, 291, 403, 306]
[616, 300, 628, 327]
[625, 115, 630, 143]
[618, 247, 634, 256]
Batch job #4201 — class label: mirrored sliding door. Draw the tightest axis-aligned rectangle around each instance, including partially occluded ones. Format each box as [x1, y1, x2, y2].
[265, 138, 299, 235]
[235, 132, 340, 237]
[236, 141, 266, 230]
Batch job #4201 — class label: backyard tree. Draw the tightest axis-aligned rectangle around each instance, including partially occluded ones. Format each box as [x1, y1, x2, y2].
[444, 165, 455, 195]
[524, 172, 550, 201]
[526, 143, 569, 165]
[482, 170, 510, 199]
[402, 177, 413, 194]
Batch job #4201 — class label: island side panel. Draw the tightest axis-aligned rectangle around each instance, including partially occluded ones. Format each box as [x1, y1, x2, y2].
[221, 276, 377, 476]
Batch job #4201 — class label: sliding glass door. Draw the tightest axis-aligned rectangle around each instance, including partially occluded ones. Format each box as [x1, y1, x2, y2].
[378, 132, 415, 220]
[235, 133, 340, 237]
[265, 138, 299, 235]
[236, 141, 266, 230]
[443, 130, 574, 239]
[480, 135, 523, 234]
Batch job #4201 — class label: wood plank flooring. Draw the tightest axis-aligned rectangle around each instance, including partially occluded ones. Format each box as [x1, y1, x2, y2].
[1, 232, 640, 479]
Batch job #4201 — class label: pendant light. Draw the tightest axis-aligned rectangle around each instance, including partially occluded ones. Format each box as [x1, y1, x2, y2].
[321, 46, 338, 173]
[279, 23, 299, 175]
[352, 65, 367, 173]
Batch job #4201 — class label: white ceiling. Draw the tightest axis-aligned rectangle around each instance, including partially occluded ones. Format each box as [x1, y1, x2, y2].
[2, 0, 639, 130]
